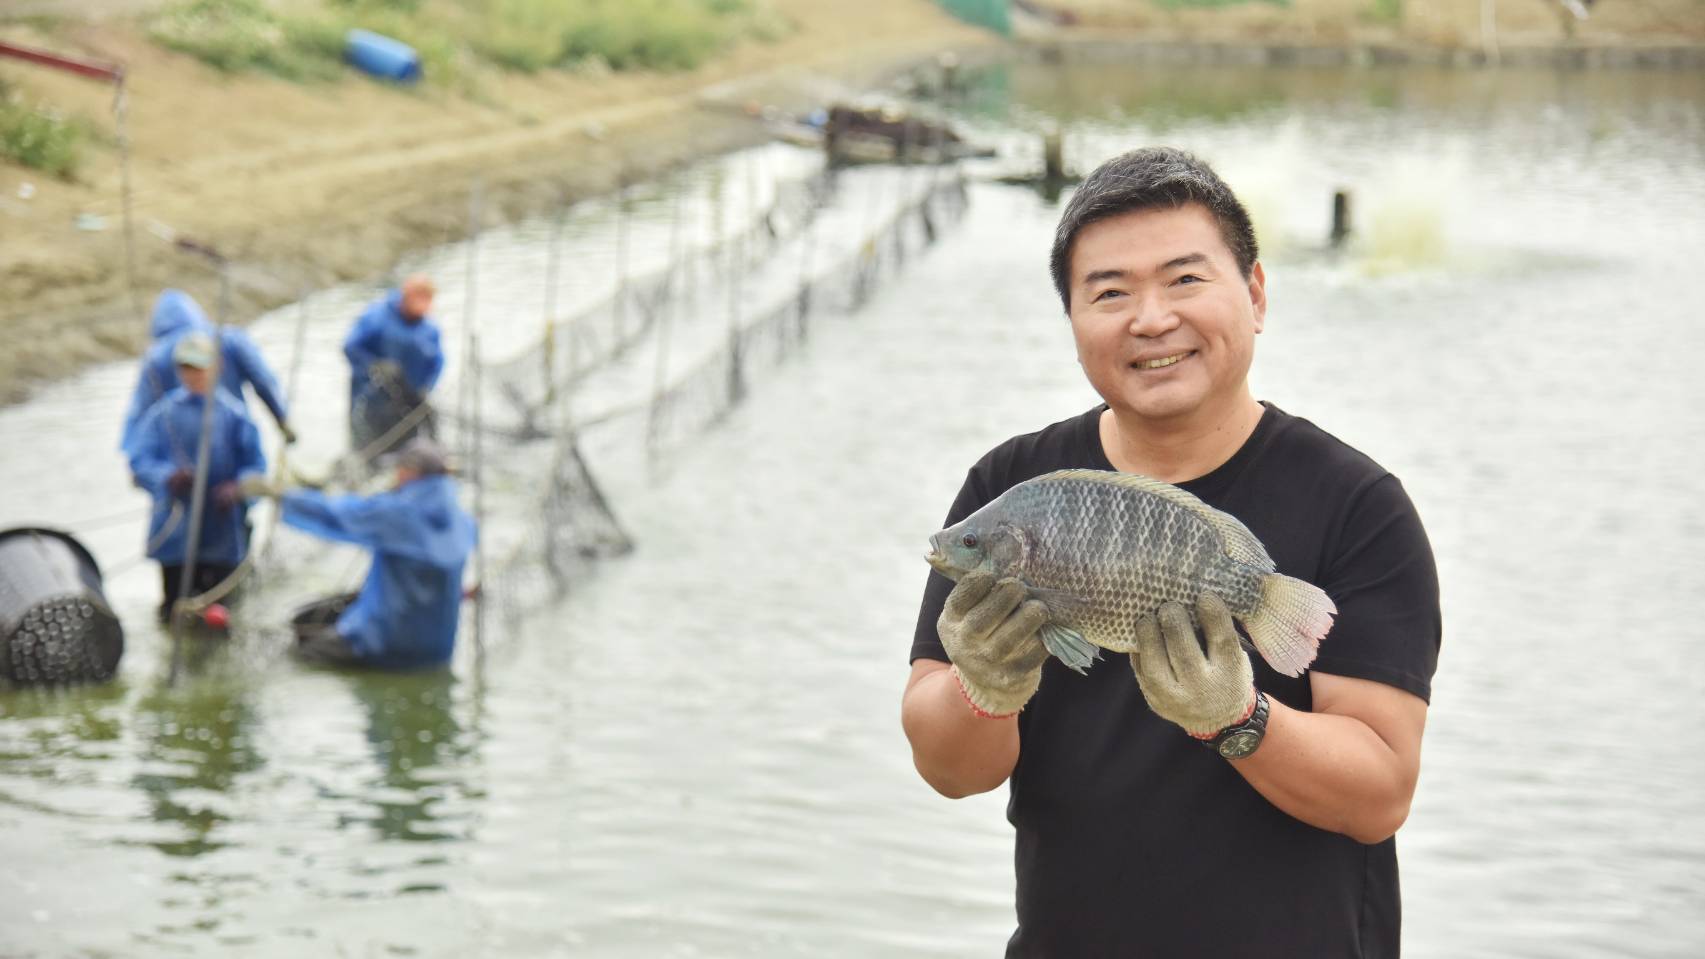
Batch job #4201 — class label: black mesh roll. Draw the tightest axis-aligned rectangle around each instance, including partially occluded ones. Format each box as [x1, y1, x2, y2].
[0, 528, 125, 685]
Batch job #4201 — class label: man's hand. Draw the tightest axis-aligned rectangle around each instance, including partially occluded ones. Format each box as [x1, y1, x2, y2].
[211, 480, 242, 511]
[1130, 592, 1256, 738]
[368, 360, 403, 392]
[938, 570, 1050, 718]
[166, 469, 194, 498]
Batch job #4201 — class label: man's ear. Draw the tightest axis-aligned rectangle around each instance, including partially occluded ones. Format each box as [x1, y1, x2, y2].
[1247, 261, 1267, 334]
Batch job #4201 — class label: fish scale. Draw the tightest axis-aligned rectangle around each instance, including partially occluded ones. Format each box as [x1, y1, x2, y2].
[927, 469, 1335, 677]
[1043, 479, 1246, 651]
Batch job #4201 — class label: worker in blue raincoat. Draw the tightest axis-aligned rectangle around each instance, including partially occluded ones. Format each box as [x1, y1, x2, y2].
[127, 333, 268, 622]
[344, 274, 444, 453]
[121, 288, 295, 457]
[253, 438, 475, 670]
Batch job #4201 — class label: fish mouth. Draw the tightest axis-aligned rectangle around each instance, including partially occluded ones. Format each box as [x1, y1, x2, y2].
[1130, 350, 1194, 371]
[925, 549, 951, 575]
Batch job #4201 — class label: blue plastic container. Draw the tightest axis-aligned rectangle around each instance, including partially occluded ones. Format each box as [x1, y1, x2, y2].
[345, 29, 422, 84]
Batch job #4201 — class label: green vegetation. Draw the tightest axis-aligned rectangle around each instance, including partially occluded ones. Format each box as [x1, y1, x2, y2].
[0, 80, 84, 179]
[145, 0, 792, 85]
[559, 0, 734, 72]
[1368, 0, 1402, 23]
[147, 0, 347, 82]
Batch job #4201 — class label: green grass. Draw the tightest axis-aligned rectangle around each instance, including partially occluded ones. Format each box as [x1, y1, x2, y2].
[559, 0, 732, 72]
[145, 0, 790, 85]
[1368, 0, 1402, 24]
[147, 0, 345, 82]
[0, 96, 83, 179]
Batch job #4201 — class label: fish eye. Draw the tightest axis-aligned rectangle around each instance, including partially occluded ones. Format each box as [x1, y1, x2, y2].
[961, 532, 979, 549]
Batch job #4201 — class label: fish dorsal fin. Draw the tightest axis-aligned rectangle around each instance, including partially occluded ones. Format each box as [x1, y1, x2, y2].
[1035, 468, 1275, 570]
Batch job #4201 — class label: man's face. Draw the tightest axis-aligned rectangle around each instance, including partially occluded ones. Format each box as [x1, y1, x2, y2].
[177, 364, 212, 396]
[400, 287, 434, 323]
[394, 466, 420, 489]
[1066, 203, 1265, 425]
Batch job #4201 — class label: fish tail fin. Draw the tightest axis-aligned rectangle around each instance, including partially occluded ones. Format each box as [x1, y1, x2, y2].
[1039, 623, 1099, 675]
[1243, 574, 1336, 677]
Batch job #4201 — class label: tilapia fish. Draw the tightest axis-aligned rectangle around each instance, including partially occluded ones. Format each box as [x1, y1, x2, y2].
[925, 469, 1335, 677]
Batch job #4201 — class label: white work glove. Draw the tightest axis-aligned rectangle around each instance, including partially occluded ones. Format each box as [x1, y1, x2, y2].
[238, 474, 284, 500]
[938, 569, 1051, 718]
[1130, 592, 1257, 738]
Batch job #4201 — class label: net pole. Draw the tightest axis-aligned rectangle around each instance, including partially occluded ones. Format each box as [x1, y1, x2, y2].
[259, 286, 311, 568]
[462, 181, 484, 655]
[541, 197, 566, 411]
[169, 257, 229, 683]
[614, 167, 630, 348]
[647, 187, 685, 460]
[471, 328, 486, 656]
[458, 181, 482, 467]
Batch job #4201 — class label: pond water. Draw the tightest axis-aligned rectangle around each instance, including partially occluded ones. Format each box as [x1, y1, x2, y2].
[2, 58, 1703, 957]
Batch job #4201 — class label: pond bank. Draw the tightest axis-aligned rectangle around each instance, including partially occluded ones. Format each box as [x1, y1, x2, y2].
[1020, 34, 1705, 70]
[0, 0, 994, 405]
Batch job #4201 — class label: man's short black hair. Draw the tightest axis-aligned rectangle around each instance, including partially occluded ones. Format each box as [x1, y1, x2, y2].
[1048, 146, 1258, 311]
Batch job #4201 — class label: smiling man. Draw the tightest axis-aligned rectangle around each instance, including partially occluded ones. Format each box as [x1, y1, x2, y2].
[902, 147, 1441, 956]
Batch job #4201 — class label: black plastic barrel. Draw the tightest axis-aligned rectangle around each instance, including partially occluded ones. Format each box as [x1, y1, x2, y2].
[0, 528, 125, 685]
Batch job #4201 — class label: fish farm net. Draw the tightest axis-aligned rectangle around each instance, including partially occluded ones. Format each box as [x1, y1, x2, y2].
[177, 154, 970, 649]
[457, 161, 968, 634]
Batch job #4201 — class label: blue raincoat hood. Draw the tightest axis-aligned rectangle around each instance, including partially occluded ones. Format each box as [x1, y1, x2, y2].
[149, 289, 211, 341]
[121, 318, 289, 456]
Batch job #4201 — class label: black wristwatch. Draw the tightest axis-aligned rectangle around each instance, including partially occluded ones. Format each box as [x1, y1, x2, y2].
[1204, 691, 1269, 760]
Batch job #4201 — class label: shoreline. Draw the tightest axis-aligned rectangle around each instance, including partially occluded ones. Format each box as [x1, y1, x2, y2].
[5, 0, 1704, 408]
[0, 1, 997, 406]
[1020, 32, 1705, 69]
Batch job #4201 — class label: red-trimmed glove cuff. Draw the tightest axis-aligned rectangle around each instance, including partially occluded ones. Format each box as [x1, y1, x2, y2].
[1189, 687, 1259, 741]
[950, 665, 1019, 720]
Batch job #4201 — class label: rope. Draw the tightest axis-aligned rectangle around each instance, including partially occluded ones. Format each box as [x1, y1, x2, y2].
[61, 504, 152, 532]
[258, 291, 313, 568]
[101, 501, 185, 578]
[176, 536, 254, 614]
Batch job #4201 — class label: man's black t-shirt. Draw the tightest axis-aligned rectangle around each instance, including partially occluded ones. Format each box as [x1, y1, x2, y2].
[911, 403, 1441, 958]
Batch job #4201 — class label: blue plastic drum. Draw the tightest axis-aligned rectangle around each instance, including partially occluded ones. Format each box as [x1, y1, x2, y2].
[345, 29, 422, 84]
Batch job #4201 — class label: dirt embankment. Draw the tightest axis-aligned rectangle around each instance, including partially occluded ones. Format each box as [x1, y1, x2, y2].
[0, 1, 994, 405]
[1034, 0, 1705, 48]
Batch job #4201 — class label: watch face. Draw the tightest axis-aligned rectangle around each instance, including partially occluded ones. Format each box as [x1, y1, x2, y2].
[1218, 730, 1261, 759]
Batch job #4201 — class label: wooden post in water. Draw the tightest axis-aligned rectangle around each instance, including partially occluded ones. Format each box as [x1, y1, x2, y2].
[1480, 0, 1502, 66]
[1330, 190, 1352, 248]
[938, 51, 960, 96]
[1043, 130, 1064, 182]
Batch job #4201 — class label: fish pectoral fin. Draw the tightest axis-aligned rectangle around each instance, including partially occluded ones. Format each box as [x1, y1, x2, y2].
[1039, 623, 1099, 675]
[1027, 586, 1091, 618]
